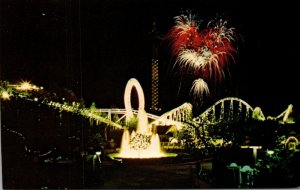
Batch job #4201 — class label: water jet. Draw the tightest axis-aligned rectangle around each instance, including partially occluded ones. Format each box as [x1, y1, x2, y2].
[109, 78, 177, 160]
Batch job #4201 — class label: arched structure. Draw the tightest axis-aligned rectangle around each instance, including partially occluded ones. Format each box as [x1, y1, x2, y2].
[124, 78, 145, 122]
[193, 97, 254, 125]
[149, 102, 193, 128]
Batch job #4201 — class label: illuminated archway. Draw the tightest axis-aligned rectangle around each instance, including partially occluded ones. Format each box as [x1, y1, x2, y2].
[285, 136, 299, 150]
[124, 78, 145, 122]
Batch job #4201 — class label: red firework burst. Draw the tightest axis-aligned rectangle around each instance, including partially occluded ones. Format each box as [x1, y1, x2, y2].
[165, 15, 203, 56]
[165, 13, 238, 102]
[203, 19, 237, 70]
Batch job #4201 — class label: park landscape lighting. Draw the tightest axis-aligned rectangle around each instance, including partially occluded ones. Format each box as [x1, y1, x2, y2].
[249, 146, 262, 163]
[16, 81, 39, 91]
[241, 145, 262, 163]
[266, 150, 274, 155]
[1, 91, 10, 100]
[95, 151, 101, 156]
[110, 78, 177, 159]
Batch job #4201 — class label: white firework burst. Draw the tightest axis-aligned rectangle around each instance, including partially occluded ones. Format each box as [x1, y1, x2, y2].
[207, 19, 236, 43]
[173, 14, 200, 33]
[190, 78, 210, 99]
[176, 47, 221, 75]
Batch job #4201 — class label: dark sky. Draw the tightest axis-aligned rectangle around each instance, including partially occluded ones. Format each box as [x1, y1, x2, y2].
[1, 0, 299, 116]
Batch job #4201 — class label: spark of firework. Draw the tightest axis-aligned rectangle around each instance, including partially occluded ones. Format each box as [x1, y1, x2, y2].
[202, 19, 237, 71]
[165, 14, 202, 57]
[190, 78, 209, 103]
[176, 47, 224, 78]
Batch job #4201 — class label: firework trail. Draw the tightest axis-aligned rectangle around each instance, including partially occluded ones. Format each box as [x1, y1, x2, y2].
[165, 13, 237, 104]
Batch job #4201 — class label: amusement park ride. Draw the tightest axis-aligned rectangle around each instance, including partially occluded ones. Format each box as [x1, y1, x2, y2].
[0, 79, 295, 152]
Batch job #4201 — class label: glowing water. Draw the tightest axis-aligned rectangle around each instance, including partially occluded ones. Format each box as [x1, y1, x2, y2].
[110, 78, 177, 159]
[118, 109, 166, 158]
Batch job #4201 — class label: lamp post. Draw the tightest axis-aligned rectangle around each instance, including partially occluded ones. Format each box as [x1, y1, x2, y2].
[92, 151, 102, 170]
[96, 151, 102, 164]
[240, 165, 254, 187]
[227, 163, 254, 188]
[249, 146, 262, 163]
[0, 99, 3, 189]
[241, 145, 262, 163]
[227, 162, 240, 187]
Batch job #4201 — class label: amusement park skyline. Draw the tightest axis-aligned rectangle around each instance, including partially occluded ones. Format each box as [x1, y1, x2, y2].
[1, 0, 299, 115]
[1, 1, 300, 189]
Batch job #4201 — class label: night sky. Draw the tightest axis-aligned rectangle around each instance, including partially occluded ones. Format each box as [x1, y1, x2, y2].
[1, 0, 299, 116]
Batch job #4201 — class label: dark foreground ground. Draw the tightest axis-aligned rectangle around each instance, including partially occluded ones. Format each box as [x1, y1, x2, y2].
[5, 146, 300, 189]
[97, 158, 211, 189]
[3, 154, 211, 189]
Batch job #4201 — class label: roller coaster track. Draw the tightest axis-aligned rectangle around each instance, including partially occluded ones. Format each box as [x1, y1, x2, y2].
[1, 81, 255, 129]
[193, 97, 254, 125]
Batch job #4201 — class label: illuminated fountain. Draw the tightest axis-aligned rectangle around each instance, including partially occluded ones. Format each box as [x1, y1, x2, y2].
[110, 78, 177, 159]
[118, 110, 166, 158]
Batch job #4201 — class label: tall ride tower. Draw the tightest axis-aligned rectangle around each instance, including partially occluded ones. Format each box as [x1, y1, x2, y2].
[149, 19, 162, 112]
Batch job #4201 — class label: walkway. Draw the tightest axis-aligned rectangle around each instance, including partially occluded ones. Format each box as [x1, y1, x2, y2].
[94, 158, 211, 189]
